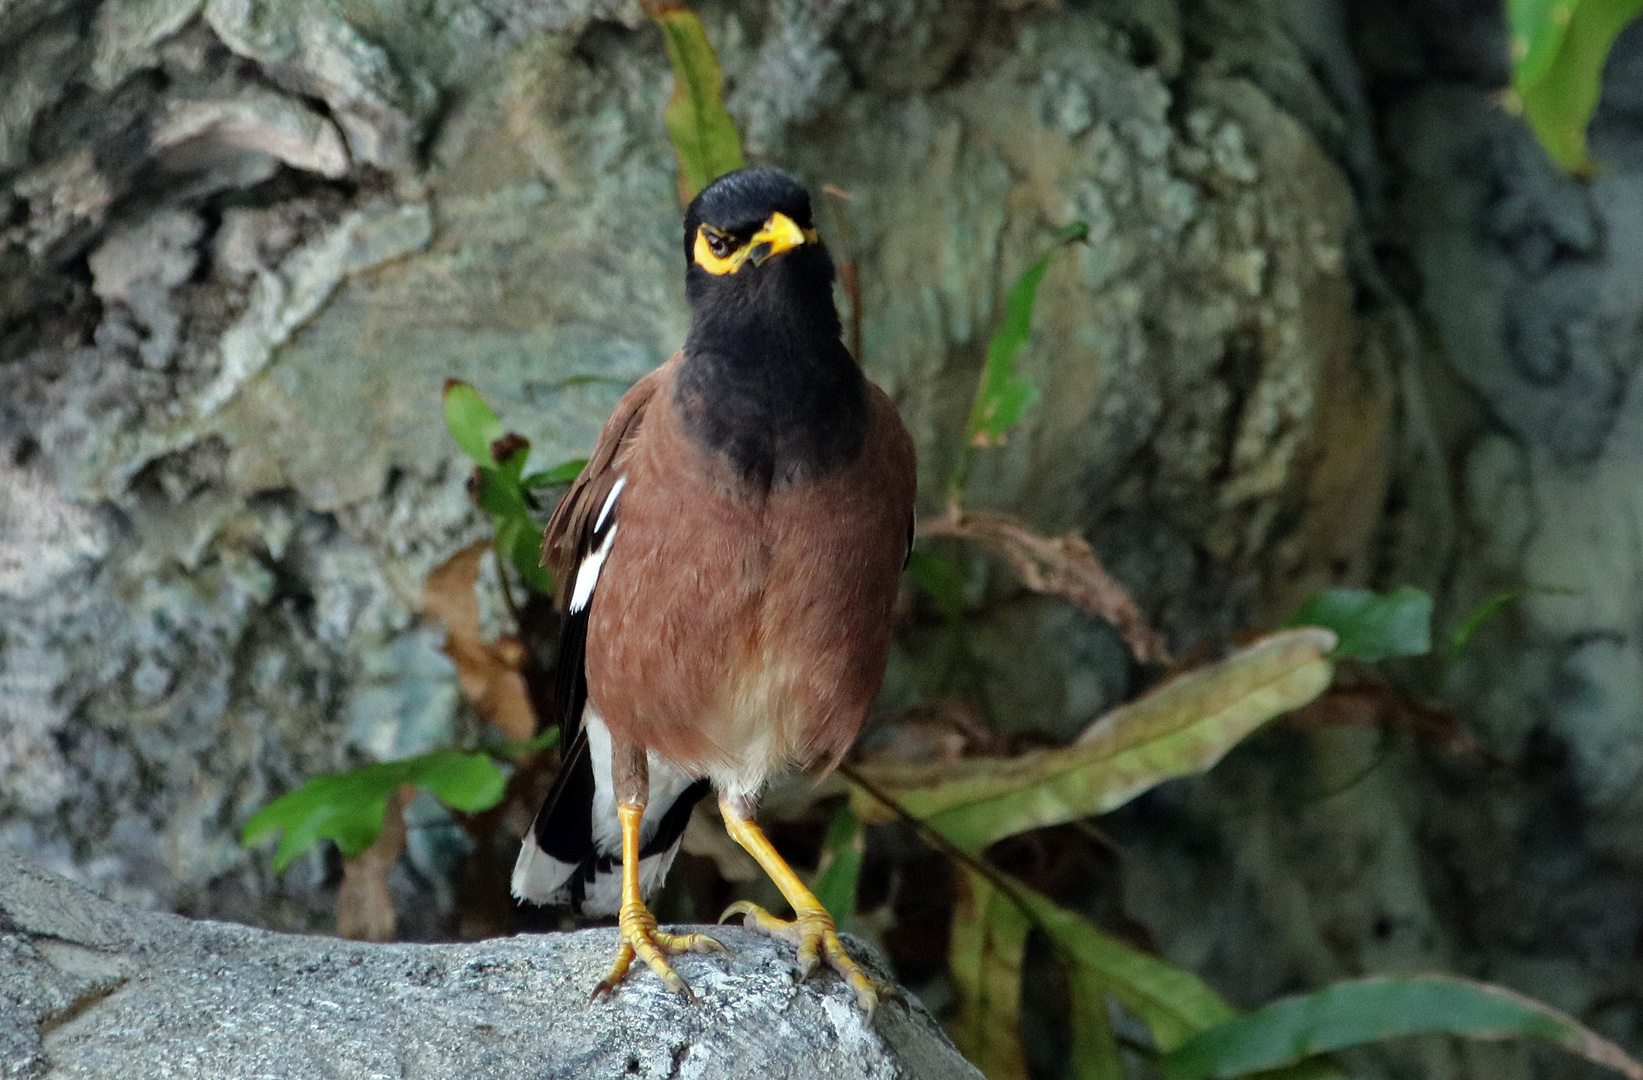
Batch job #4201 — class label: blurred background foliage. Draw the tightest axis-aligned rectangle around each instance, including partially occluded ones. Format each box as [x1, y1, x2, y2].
[5, 0, 1643, 1077]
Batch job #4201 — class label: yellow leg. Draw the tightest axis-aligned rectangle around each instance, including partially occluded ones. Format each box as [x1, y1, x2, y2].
[718, 795, 886, 1014]
[592, 803, 725, 1003]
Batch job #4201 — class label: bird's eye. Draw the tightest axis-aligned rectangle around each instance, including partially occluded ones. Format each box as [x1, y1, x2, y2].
[705, 232, 733, 259]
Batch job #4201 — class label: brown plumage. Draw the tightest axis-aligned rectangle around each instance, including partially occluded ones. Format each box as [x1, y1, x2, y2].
[545, 353, 914, 794]
[513, 167, 917, 1012]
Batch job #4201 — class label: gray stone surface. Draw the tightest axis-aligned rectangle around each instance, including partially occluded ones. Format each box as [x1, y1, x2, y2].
[0, 851, 980, 1080]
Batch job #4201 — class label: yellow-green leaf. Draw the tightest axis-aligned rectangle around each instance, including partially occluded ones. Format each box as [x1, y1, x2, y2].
[849, 629, 1337, 853]
[650, 2, 744, 202]
[1068, 963, 1127, 1080]
[812, 801, 865, 924]
[1012, 878, 1234, 1052]
[443, 379, 504, 466]
[1510, 0, 1579, 91]
[950, 868, 1033, 1079]
[1515, 0, 1643, 172]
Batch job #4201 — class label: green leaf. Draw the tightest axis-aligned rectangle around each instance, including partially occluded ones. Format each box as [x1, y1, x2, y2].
[242, 750, 508, 871]
[1013, 878, 1235, 1052]
[413, 751, 508, 811]
[907, 549, 966, 625]
[494, 434, 531, 483]
[965, 222, 1088, 448]
[1068, 963, 1128, 1080]
[495, 515, 554, 595]
[1515, 0, 1643, 173]
[1446, 590, 1525, 667]
[491, 728, 561, 760]
[813, 802, 865, 924]
[523, 459, 588, 488]
[651, 3, 744, 201]
[849, 629, 1337, 854]
[443, 380, 505, 467]
[1288, 586, 1432, 663]
[1163, 975, 1643, 1080]
[1510, 0, 1578, 92]
[473, 466, 531, 520]
[950, 868, 1033, 1079]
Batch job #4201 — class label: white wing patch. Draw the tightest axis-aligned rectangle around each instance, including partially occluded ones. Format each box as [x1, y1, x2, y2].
[569, 477, 625, 615]
[595, 476, 626, 533]
[569, 526, 616, 613]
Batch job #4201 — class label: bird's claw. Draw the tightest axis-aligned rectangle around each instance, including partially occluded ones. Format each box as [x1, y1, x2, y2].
[592, 903, 726, 1004]
[720, 900, 884, 1014]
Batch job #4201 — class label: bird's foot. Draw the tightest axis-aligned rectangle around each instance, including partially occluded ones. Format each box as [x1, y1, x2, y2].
[592, 902, 726, 1003]
[721, 900, 887, 1014]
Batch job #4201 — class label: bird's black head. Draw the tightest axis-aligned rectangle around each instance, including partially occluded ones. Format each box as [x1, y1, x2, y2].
[674, 168, 865, 489]
[681, 168, 836, 327]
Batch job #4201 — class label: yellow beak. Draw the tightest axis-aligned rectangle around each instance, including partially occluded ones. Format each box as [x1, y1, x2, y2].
[745, 212, 815, 267]
[693, 212, 819, 276]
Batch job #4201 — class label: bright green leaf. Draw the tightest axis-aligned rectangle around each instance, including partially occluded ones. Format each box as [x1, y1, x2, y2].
[491, 728, 561, 760]
[523, 459, 588, 488]
[950, 868, 1033, 1079]
[652, 3, 744, 201]
[965, 222, 1089, 449]
[494, 435, 531, 483]
[443, 380, 505, 467]
[907, 549, 966, 625]
[243, 750, 508, 871]
[1516, 0, 1643, 173]
[813, 802, 865, 924]
[413, 751, 508, 811]
[495, 515, 554, 595]
[1288, 586, 1431, 663]
[1510, 0, 1578, 92]
[849, 629, 1337, 853]
[1163, 975, 1643, 1080]
[474, 467, 531, 520]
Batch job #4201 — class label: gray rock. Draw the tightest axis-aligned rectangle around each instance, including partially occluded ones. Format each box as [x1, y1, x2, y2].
[0, 852, 980, 1080]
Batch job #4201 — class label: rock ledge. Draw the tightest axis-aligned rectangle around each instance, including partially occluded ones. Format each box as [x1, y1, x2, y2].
[0, 853, 979, 1080]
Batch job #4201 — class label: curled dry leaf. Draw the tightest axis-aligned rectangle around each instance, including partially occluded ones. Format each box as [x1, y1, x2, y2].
[1283, 677, 1484, 758]
[919, 509, 1171, 665]
[423, 540, 537, 742]
[336, 783, 414, 943]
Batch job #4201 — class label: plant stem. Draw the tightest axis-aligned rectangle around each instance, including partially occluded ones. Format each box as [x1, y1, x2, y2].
[493, 542, 523, 627]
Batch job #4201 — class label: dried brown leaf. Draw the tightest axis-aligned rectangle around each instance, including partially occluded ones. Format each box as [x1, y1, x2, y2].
[1282, 669, 1483, 757]
[919, 510, 1171, 664]
[423, 541, 537, 742]
[336, 783, 413, 942]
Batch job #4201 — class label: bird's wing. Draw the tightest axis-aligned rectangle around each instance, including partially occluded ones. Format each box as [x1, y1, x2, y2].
[541, 355, 676, 748]
[512, 357, 706, 913]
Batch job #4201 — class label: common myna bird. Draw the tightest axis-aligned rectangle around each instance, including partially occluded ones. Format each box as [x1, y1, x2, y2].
[511, 167, 916, 1012]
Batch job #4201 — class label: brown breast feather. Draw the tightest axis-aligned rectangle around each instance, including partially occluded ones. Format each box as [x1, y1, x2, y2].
[564, 364, 916, 794]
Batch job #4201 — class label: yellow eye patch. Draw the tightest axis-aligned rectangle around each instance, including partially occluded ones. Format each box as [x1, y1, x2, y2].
[692, 213, 819, 276]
